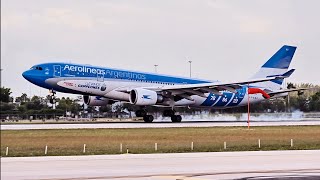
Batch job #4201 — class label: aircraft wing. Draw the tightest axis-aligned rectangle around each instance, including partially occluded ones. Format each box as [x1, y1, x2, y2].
[116, 76, 288, 101]
[145, 69, 295, 94]
[150, 77, 279, 91]
[145, 77, 284, 98]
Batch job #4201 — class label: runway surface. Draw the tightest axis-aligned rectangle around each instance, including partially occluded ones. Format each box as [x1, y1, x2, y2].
[2, 150, 320, 180]
[1, 120, 320, 130]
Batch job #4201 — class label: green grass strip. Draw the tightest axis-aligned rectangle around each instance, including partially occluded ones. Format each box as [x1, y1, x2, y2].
[1, 126, 320, 157]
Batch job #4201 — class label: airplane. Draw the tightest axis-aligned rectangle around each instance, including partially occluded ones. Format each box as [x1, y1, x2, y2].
[22, 45, 306, 122]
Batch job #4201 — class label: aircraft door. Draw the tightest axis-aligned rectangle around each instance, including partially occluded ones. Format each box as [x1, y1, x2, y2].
[53, 65, 61, 77]
[97, 72, 104, 82]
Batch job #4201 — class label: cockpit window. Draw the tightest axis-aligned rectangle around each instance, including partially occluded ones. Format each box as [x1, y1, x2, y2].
[31, 66, 43, 70]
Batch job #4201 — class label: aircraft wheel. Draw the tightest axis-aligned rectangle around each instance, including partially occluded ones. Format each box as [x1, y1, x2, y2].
[143, 115, 154, 123]
[171, 115, 182, 123]
[176, 115, 182, 122]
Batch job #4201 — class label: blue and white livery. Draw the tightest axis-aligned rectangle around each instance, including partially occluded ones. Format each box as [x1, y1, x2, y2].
[22, 45, 305, 122]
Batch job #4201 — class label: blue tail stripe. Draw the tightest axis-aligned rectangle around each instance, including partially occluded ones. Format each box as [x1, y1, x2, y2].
[262, 45, 296, 69]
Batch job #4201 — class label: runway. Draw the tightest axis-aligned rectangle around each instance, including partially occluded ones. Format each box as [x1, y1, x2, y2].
[2, 150, 320, 180]
[1, 120, 320, 130]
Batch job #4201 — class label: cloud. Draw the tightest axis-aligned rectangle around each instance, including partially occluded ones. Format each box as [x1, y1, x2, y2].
[2, 13, 29, 29]
[38, 8, 94, 29]
[1, 0, 320, 98]
[236, 16, 273, 34]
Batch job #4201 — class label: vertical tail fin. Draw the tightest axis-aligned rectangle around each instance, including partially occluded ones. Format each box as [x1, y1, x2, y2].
[251, 45, 297, 90]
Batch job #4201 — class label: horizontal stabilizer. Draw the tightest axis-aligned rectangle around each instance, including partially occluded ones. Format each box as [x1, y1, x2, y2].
[268, 88, 311, 96]
[267, 69, 295, 78]
[281, 69, 295, 78]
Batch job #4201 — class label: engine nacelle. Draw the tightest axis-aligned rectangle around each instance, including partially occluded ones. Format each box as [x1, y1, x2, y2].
[83, 95, 111, 106]
[129, 88, 163, 106]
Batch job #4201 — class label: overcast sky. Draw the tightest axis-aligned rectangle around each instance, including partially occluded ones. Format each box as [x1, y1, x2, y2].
[2, 0, 320, 98]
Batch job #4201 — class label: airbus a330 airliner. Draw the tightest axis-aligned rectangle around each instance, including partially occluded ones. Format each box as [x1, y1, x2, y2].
[23, 45, 305, 122]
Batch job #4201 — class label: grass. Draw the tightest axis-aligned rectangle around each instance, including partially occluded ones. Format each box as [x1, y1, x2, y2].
[1, 126, 320, 157]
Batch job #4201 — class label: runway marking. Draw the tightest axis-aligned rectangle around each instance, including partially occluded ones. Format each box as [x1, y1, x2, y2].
[2, 120, 320, 130]
[3, 150, 318, 164]
[33, 168, 320, 180]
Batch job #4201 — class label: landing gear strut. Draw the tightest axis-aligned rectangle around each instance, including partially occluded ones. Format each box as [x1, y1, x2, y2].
[163, 109, 182, 123]
[135, 110, 154, 123]
[49, 89, 57, 109]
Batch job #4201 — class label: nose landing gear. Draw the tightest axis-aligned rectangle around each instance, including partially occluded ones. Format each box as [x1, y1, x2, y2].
[49, 89, 57, 109]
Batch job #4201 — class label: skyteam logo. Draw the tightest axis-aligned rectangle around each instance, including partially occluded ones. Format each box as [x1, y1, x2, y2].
[100, 84, 107, 91]
[142, 95, 151, 99]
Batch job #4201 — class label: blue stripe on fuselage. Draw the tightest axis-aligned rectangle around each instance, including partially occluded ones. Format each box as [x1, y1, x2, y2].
[200, 87, 247, 107]
[214, 92, 234, 106]
[201, 93, 219, 106]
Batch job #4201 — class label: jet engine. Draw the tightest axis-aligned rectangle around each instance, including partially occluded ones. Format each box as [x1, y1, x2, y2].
[129, 88, 163, 106]
[83, 95, 111, 106]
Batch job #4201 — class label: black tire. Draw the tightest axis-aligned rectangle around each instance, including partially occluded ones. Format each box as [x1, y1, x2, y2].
[143, 115, 154, 123]
[171, 115, 176, 122]
[136, 111, 141, 117]
[171, 115, 182, 123]
[176, 115, 182, 122]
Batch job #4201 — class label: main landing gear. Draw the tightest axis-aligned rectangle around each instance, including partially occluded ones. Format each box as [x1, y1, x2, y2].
[136, 109, 182, 123]
[135, 110, 154, 123]
[163, 110, 182, 123]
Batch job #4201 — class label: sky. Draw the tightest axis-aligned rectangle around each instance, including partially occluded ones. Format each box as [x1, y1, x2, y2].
[1, 0, 320, 98]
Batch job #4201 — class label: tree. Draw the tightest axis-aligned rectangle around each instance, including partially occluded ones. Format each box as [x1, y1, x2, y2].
[31, 95, 41, 102]
[0, 87, 12, 102]
[56, 97, 81, 114]
[0, 102, 15, 111]
[25, 95, 45, 110]
[20, 93, 30, 103]
[309, 91, 320, 111]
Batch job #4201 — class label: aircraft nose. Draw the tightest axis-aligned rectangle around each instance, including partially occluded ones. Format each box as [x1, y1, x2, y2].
[22, 70, 32, 80]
